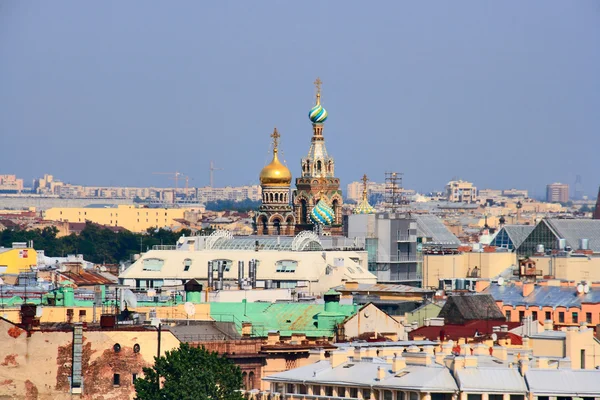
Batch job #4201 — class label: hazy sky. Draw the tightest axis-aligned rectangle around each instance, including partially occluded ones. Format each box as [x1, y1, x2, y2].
[1, 1, 599, 197]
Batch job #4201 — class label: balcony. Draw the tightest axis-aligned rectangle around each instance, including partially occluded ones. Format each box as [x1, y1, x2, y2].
[376, 254, 422, 263]
[396, 234, 417, 242]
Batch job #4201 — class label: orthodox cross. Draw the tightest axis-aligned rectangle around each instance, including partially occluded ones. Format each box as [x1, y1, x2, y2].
[271, 128, 280, 149]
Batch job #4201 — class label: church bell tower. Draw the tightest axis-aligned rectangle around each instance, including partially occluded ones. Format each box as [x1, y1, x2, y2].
[293, 78, 343, 235]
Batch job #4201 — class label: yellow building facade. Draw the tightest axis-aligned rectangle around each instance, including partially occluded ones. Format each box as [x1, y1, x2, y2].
[0, 247, 38, 274]
[422, 251, 517, 288]
[44, 204, 200, 233]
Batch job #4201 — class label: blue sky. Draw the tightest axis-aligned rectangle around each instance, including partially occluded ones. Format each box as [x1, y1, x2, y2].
[1, 1, 599, 197]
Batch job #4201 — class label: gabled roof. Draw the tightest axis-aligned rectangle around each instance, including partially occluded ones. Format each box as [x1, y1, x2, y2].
[544, 218, 600, 253]
[414, 215, 461, 246]
[496, 225, 535, 248]
[438, 294, 505, 324]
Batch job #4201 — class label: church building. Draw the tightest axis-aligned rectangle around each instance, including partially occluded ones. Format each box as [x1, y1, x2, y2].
[257, 128, 295, 235]
[293, 78, 344, 235]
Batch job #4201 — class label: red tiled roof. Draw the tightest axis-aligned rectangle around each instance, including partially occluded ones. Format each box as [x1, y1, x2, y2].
[408, 320, 521, 342]
[60, 270, 115, 286]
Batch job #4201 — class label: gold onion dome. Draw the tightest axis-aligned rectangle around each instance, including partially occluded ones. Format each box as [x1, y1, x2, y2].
[259, 128, 292, 187]
[353, 174, 376, 214]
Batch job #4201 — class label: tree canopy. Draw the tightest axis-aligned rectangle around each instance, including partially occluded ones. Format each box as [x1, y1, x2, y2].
[205, 199, 261, 212]
[0, 223, 212, 264]
[134, 343, 244, 400]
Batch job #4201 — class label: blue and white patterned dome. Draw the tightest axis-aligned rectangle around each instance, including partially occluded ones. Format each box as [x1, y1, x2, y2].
[310, 198, 335, 225]
[308, 102, 328, 124]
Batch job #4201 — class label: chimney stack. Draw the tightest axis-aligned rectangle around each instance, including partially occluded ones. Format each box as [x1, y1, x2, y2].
[392, 355, 406, 373]
[376, 366, 385, 381]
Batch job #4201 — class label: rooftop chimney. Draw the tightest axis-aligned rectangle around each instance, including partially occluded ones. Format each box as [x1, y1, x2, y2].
[376, 366, 385, 381]
[523, 282, 535, 297]
[544, 319, 554, 331]
[392, 355, 406, 372]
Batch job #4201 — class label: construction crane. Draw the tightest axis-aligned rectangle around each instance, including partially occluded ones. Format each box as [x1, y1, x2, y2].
[153, 171, 184, 191]
[209, 161, 223, 187]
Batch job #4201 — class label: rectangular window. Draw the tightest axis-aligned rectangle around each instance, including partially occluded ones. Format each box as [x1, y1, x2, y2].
[532, 311, 538, 321]
[349, 387, 358, 398]
[586, 312, 592, 324]
[519, 310, 525, 322]
[132, 373, 138, 383]
[363, 389, 371, 400]
[559, 312, 565, 323]
[142, 258, 164, 271]
[325, 386, 333, 397]
[275, 260, 298, 273]
[545, 311, 551, 321]
[313, 385, 321, 396]
[572, 312, 579, 324]
[506, 310, 511, 321]
[581, 349, 586, 369]
[113, 373, 120, 386]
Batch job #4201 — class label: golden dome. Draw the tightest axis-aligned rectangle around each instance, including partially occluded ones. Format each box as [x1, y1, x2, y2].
[260, 128, 292, 187]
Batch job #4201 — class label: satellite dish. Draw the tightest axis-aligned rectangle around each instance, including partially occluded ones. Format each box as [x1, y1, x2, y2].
[147, 289, 157, 297]
[35, 306, 44, 318]
[184, 302, 196, 317]
[492, 333, 498, 342]
[497, 277, 505, 286]
[577, 284, 584, 294]
[584, 284, 590, 294]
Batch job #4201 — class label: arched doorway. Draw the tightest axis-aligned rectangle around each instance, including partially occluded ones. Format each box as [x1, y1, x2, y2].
[273, 218, 281, 235]
[259, 215, 268, 235]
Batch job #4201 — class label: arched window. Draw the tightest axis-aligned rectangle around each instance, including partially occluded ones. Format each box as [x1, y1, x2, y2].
[316, 160, 322, 173]
[242, 372, 247, 390]
[275, 193, 279, 202]
[300, 199, 308, 224]
[248, 372, 255, 389]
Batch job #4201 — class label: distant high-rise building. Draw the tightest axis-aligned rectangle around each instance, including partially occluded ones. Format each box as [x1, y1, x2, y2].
[546, 183, 569, 203]
[445, 180, 477, 203]
[593, 186, 600, 220]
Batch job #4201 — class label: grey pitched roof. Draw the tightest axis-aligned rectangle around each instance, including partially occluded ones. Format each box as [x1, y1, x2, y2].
[526, 369, 600, 396]
[168, 321, 241, 341]
[485, 283, 600, 309]
[456, 367, 527, 394]
[414, 215, 461, 246]
[545, 218, 600, 253]
[501, 225, 535, 248]
[264, 359, 458, 392]
[438, 294, 505, 323]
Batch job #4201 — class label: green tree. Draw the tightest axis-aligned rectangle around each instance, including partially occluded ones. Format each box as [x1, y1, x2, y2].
[134, 343, 244, 400]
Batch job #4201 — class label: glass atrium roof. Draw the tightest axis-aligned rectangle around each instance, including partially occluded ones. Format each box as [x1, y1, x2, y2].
[206, 231, 323, 252]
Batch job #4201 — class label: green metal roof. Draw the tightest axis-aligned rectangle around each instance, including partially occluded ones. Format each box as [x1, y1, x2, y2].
[210, 302, 357, 338]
